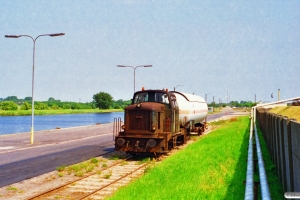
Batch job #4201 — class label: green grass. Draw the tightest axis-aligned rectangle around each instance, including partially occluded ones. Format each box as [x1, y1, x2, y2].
[109, 116, 251, 199]
[0, 108, 123, 116]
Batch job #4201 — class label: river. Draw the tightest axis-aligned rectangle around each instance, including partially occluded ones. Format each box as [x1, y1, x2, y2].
[0, 112, 124, 135]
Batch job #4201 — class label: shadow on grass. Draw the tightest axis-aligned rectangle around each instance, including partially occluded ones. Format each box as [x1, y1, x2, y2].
[223, 121, 250, 199]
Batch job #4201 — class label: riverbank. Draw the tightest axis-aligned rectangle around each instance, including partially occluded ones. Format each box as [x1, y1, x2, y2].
[0, 108, 123, 116]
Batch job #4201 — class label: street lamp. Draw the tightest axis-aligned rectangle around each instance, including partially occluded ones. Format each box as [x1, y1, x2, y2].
[174, 84, 183, 91]
[117, 64, 152, 93]
[213, 95, 217, 104]
[205, 93, 210, 102]
[5, 33, 65, 144]
[227, 91, 230, 105]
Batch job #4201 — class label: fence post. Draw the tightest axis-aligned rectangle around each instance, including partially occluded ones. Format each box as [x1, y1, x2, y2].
[283, 118, 293, 192]
[291, 120, 300, 192]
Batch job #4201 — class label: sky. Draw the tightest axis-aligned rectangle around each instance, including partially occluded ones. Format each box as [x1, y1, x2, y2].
[0, 0, 299, 103]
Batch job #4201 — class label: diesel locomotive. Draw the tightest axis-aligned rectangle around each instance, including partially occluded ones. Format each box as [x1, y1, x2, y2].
[113, 88, 208, 155]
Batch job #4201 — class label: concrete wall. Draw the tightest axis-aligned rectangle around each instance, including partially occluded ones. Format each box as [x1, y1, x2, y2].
[256, 109, 300, 192]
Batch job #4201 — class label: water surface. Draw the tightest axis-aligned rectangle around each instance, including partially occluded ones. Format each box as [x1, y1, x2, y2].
[0, 112, 124, 135]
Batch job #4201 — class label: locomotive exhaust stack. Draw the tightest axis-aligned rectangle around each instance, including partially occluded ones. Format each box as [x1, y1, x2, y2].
[113, 88, 208, 155]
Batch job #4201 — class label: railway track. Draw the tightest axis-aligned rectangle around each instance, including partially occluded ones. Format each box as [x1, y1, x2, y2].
[28, 155, 149, 200]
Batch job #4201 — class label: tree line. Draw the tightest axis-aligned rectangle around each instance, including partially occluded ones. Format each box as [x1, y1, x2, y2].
[208, 100, 256, 108]
[0, 92, 256, 111]
[0, 92, 131, 111]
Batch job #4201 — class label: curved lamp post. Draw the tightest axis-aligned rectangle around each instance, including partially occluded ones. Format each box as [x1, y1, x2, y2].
[117, 65, 152, 93]
[5, 33, 65, 144]
[174, 84, 183, 91]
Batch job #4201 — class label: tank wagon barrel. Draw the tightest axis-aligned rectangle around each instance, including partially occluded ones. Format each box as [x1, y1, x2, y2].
[114, 88, 208, 156]
[171, 91, 208, 129]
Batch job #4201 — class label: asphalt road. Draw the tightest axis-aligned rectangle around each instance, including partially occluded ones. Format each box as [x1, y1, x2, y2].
[0, 110, 248, 187]
[0, 123, 115, 187]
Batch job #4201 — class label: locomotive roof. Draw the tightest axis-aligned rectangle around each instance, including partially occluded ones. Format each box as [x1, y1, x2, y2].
[134, 89, 206, 103]
[134, 89, 167, 94]
[170, 91, 206, 103]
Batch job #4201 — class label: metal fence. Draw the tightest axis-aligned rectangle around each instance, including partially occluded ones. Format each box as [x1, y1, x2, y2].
[256, 108, 300, 193]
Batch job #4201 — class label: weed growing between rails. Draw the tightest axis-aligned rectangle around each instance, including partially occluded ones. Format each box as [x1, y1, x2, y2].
[0, 152, 127, 199]
[109, 116, 251, 200]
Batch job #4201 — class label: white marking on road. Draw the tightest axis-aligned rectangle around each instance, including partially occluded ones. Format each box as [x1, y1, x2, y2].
[0, 146, 15, 150]
[0, 133, 113, 154]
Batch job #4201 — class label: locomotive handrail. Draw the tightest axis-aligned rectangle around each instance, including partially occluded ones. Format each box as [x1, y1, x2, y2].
[113, 117, 122, 141]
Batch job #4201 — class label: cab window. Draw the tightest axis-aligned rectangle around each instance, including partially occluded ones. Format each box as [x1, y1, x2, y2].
[133, 92, 169, 104]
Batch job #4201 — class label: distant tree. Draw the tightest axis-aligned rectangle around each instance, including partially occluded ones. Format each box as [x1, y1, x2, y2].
[48, 97, 55, 102]
[5, 96, 18, 102]
[0, 101, 18, 110]
[112, 99, 131, 109]
[24, 97, 32, 101]
[93, 92, 113, 109]
[221, 103, 227, 107]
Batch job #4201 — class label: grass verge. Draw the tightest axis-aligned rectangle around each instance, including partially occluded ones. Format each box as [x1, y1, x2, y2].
[269, 106, 300, 122]
[109, 116, 251, 199]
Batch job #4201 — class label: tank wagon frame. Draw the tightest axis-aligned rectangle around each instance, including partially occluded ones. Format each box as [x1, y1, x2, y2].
[113, 88, 208, 156]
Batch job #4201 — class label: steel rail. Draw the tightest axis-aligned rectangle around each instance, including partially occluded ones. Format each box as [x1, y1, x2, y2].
[78, 163, 148, 199]
[28, 154, 132, 200]
[254, 124, 271, 200]
[244, 109, 254, 200]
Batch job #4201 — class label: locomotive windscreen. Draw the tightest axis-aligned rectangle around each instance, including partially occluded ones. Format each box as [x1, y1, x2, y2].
[133, 92, 169, 104]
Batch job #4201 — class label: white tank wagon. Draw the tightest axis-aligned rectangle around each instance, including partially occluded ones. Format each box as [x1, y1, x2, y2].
[171, 91, 208, 131]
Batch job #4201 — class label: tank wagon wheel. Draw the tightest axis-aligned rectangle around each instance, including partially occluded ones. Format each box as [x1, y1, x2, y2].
[197, 128, 202, 136]
[197, 129, 201, 136]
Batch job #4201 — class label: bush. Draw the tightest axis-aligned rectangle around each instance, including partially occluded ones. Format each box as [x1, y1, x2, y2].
[51, 104, 59, 110]
[71, 103, 81, 109]
[20, 102, 31, 110]
[0, 101, 18, 110]
[35, 102, 49, 110]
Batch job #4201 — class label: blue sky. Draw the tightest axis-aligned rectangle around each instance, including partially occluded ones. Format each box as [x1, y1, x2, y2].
[1, 1, 299, 103]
